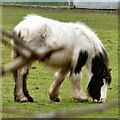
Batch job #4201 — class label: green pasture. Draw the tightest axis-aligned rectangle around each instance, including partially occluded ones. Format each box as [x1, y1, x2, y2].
[1, 6, 118, 118]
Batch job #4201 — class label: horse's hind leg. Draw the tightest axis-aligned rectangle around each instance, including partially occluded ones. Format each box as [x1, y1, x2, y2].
[22, 64, 34, 102]
[14, 68, 27, 102]
[49, 67, 69, 102]
[14, 63, 33, 102]
[12, 49, 33, 102]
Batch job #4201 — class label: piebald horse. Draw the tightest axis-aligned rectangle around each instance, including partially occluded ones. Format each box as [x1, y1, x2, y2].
[12, 14, 111, 103]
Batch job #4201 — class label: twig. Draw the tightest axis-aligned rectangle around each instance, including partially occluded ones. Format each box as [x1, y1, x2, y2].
[1, 37, 11, 46]
[2, 37, 31, 58]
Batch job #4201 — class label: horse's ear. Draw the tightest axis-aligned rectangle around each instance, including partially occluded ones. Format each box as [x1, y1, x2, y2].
[109, 68, 112, 72]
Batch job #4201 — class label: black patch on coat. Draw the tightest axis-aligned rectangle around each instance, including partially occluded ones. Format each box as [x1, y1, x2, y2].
[74, 50, 88, 74]
[18, 30, 21, 38]
[87, 48, 111, 101]
[91, 48, 108, 76]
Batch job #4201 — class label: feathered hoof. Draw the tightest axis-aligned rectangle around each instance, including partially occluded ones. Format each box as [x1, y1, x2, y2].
[14, 96, 34, 102]
[95, 98, 105, 103]
[15, 97, 29, 102]
[49, 94, 61, 102]
[74, 97, 88, 102]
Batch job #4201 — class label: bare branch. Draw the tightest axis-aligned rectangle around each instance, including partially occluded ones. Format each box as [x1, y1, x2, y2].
[12, 44, 32, 58]
[1, 57, 32, 75]
[1, 28, 64, 60]
[1, 29, 64, 76]
[2, 37, 11, 46]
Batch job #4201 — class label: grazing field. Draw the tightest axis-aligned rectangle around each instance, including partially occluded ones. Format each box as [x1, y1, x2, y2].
[1, 6, 118, 118]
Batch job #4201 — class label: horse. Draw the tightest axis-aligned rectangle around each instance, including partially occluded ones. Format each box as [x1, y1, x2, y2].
[11, 14, 111, 103]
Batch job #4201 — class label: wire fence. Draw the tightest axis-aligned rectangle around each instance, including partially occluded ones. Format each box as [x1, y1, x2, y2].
[1, 29, 119, 118]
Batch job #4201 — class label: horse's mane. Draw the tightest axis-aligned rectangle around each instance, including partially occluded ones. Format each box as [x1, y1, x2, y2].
[91, 47, 111, 85]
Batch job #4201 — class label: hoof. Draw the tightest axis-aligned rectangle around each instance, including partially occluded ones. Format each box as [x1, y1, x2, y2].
[15, 97, 29, 102]
[96, 98, 105, 103]
[15, 97, 34, 102]
[27, 96, 34, 102]
[81, 98, 88, 102]
[49, 94, 61, 102]
[74, 97, 88, 102]
[50, 97, 61, 102]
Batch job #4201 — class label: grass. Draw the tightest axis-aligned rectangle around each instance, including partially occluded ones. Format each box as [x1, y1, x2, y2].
[1, 6, 119, 118]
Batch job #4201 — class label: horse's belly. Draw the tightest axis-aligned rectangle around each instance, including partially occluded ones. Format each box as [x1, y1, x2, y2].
[44, 51, 71, 68]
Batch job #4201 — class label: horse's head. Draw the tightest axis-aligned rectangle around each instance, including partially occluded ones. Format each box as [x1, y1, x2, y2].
[87, 68, 112, 103]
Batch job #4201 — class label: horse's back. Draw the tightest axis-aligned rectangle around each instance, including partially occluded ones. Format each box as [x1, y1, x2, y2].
[13, 14, 105, 68]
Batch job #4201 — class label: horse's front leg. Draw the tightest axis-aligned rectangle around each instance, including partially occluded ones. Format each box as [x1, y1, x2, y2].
[49, 67, 69, 102]
[14, 64, 33, 102]
[70, 50, 88, 102]
[71, 72, 88, 102]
